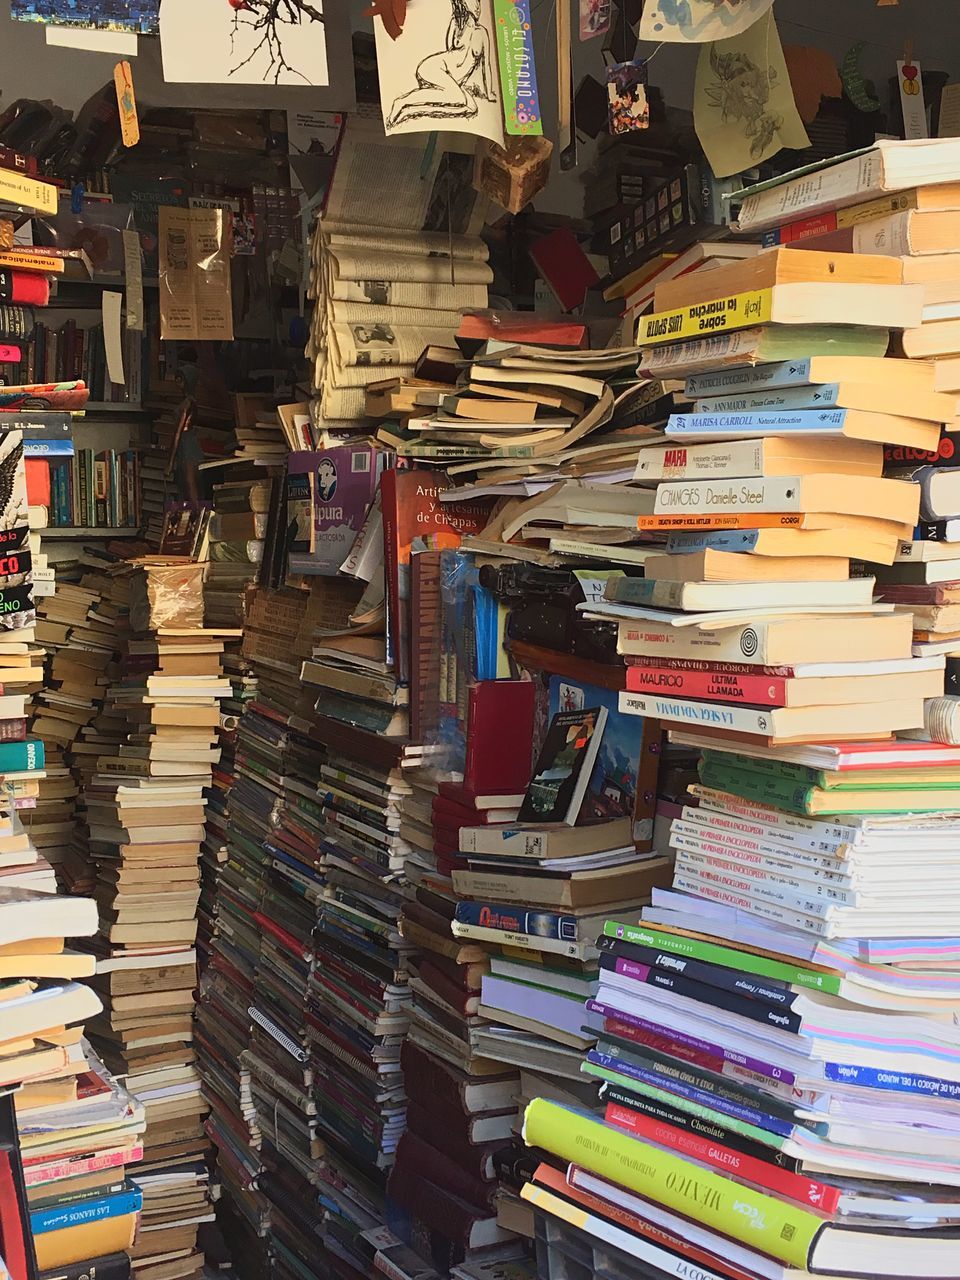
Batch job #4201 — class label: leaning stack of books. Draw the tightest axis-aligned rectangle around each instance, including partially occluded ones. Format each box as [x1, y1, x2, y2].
[80, 566, 232, 1280]
[515, 154, 960, 1280]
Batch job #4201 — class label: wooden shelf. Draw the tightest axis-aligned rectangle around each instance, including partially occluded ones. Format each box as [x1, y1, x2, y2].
[82, 403, 151, 415]
[42, 527, 141, 539]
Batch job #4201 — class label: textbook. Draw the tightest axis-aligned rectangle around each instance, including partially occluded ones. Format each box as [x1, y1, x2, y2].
[635, 283, 921, 347]
[664, 408, 940, 451]
[616, 613, 912, 664]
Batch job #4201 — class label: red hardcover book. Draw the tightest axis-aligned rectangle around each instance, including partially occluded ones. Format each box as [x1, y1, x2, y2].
[463, 679, 535, 797]
[379, 469, 491, 683]
[393, 1130, 495, 1211]
[417, 953, 487, 992]
[432, 796, 518, 828]
[456, 313, 589, 352]
[404, 1101, 510, 1178]
[415, 960, 480, 1014]
[387, 1148, 503, 1251]
[604, 1101, 840, 1213]
[528, 227, 599, 311]
[23, 459, 49, 508]
[400, 1040, 515, 1116]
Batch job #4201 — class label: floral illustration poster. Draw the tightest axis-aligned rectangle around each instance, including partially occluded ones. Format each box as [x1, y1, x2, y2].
[694, 9, 809, 178]
[640, 0, 774, 43]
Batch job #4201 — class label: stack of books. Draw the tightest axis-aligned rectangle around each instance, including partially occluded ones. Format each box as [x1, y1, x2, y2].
[204, 477, 273, 628]
[80, 569, 233, 1280]
[516, 145, 960, 1280]
[308, 118, 491, 432]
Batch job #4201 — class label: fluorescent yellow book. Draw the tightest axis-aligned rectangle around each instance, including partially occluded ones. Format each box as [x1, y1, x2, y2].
[636, 283, 922, 346]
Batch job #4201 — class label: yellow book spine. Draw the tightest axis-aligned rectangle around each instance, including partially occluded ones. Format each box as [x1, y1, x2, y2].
[0, 169, 58, 216]
[636, 290, 774, 346]
[521, 1099, 820, 1269]
[836, 190, 918, 228]
[32, 1213, 137, 1269]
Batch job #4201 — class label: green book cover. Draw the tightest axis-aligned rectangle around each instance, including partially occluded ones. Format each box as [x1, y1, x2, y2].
[601, 920, 841, 996]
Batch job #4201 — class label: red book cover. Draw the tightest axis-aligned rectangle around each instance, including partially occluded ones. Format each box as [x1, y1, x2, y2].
[457, 313, 588, 350]
[604, 1101, 840, 1213]
[24, 459, 49, 507]
[404, 1102, 508, 1180]
[528, 227, 599, 312]
[626, 663, 789, 706]
[379, 468, 491, 682]
[416, 959, 480, 1014]
[463, 679, 535, 797]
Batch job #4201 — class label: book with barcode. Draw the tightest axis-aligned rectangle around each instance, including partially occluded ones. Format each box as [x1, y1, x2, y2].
[287, 445, 384, 575]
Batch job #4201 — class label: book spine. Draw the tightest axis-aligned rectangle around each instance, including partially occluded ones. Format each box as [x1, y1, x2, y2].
[30, 1188, 142, 1234]
[693, 384, 844, 413]
[603, 919, 839, 995]
[638, 290, 774, 346]
[36, 1253, 130, 1280]
[735, 152, 878, 232]
[598, 935, 799, 1005]
[0, 739, 43, 772]
[453, 900, 580, 941]
[619, 691, 779, 736]
[668, 408, 848, 434]
[823, 1061, 960, 1101]
[699, 761, 814, 814]
[625, 665, 788, 705]
[601, 1083, 798, 1169]
[601, 955, 802, 1033]
[617, 621, 776, 660]
[451, 920, 585, 959]
[521, 1100, 818, 1267]
[603, 1103, 840, 1213]
[585, 1052, 796, 1139]
[521, 1183, 731, 1280]
[0, 719, 27, 742]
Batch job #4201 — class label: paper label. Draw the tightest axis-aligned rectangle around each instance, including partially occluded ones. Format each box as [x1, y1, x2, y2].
[102, 291, 125, 386]
[122, 229, 144, 330]
[158, 207, 233, 342]
[0, 169, 56, 215]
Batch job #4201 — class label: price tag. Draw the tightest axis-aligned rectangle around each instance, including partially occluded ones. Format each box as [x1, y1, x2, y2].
[897, 59, 927, 138]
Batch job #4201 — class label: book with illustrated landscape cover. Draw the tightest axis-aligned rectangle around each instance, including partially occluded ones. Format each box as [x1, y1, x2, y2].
[517, 706, 608, 827]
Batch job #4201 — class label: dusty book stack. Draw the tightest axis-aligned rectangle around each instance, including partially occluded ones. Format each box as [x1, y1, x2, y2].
[80, 560, 233, 1280]
[516, 160, 960, 1280]
[306, 118, 491, 437]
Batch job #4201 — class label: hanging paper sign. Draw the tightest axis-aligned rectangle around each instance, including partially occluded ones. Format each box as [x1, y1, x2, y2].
[493, 0, 543, 135]
[607, 61, 649, 133]
[898, 59, 928, 138]
[841, 41, 880, 112]
[579, 0, 610, 40]
[113, 60, 140, 148]
[122, 229, 144, 331]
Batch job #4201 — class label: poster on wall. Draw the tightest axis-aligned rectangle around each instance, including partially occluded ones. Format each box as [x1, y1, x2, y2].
[159, 0, 331, 85]
[11, 0, 158, 32]
[374, 0, 506, 146]
[640, 0, 774, 43]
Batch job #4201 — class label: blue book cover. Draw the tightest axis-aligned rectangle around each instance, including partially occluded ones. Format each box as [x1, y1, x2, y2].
[454, 900, 579, 941]
[685, 359, 819, 397]
[824, 1061, 960, 1100]
[30, 1183, 142, 1235]
[546, 676, 639, 825]
[666, 530, 764, 554]
[585, 1051, 800, 1138]
[0, 739, 44, 772]
[667, 409, 850, 436]
[24, 440, 75, 458]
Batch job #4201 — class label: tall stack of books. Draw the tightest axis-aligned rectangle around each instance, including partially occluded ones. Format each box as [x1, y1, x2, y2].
[515, 163, 960, 1280]
[80, 562, 232, 1280]
[307, 118, 490, 434]
[204, 477, 274, 629]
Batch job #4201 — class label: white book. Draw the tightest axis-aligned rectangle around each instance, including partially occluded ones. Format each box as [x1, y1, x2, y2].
[896, 536, 960, 561]
[619, 691, 923, 739]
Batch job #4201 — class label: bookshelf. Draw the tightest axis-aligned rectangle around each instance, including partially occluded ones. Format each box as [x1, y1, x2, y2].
[42, 527, 141, 539]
